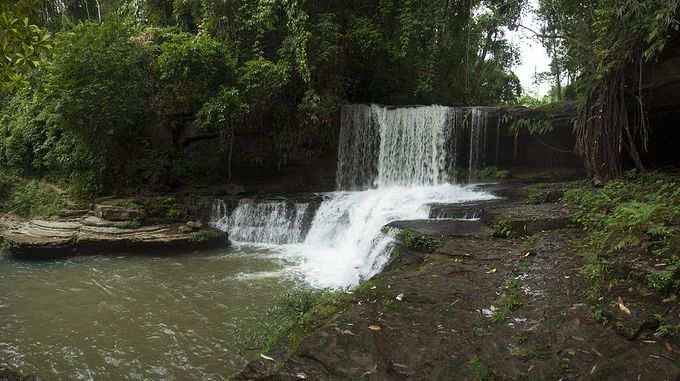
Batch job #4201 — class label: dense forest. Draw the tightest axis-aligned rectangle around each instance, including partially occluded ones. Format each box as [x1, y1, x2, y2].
[0, 0, 679, 195]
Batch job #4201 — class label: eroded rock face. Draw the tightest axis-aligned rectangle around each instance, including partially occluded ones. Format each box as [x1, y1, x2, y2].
[0, 218, 227, 259]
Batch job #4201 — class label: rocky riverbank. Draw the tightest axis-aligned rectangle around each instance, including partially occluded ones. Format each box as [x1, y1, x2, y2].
[235, 179, 680, 381]
[0, 198, 227, 259]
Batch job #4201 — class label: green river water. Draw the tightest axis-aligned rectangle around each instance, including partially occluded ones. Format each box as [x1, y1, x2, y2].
[0, 246, 298, 381]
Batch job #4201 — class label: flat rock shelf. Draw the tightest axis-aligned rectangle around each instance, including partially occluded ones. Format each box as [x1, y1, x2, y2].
[0, 217, 227, 259]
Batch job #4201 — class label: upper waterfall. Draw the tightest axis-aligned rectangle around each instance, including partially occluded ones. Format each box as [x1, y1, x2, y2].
[336, 105, 462, 190]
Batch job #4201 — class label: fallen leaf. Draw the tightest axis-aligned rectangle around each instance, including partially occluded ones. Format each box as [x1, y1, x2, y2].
[616, 297, 631, 315]
[368, 325, 382, 331]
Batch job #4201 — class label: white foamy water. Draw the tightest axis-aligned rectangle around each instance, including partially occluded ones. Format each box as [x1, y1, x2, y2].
[212, 199, 311, 244]
[282, 184, 495, 288]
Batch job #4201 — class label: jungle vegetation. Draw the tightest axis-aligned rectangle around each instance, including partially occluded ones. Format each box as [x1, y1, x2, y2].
[0, 0, 524, 195]
[0, 0, 679, 195]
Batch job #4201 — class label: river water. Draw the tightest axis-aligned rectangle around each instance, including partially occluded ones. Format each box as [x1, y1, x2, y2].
[0, 246, 297, 381]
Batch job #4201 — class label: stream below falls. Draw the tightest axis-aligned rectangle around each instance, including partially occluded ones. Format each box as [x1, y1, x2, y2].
[0, 247, 298, 381]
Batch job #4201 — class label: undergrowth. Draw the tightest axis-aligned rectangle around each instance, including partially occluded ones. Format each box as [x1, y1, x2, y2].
[564, 171, 680, 301]
[491, 280, 524, 322]
[479, 167, 512, 181]
[0, 172, 72, 217]
[256, 288, 348, 353]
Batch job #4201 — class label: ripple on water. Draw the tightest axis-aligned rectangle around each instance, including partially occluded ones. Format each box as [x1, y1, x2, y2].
[0, 248, 298, 380]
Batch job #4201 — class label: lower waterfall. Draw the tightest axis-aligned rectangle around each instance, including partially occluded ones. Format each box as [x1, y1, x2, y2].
[212, 184, 495, 288]
[211, 199, 312, 245]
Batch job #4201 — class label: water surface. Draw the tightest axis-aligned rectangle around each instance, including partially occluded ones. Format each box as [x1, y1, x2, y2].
[0, 246, 297, 381]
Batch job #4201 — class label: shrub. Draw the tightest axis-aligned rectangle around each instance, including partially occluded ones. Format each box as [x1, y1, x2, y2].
[6, 180, 66, 217]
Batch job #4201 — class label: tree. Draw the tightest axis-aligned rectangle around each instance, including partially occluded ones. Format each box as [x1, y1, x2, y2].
[0, 0, 51, 92]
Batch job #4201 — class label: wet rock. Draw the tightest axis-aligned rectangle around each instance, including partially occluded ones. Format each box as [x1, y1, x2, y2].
[178, 225, 193, 234]
[483, 203, 573, 237]
[386, 219, 492, 238]
[1, 218, 227, 259]
[427, 200, 501, 220]
[94, 205, 141, 222]
[187, 220, 203, 230]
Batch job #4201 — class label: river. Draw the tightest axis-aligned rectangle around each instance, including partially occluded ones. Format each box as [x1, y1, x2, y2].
[0, 246, 297, 381]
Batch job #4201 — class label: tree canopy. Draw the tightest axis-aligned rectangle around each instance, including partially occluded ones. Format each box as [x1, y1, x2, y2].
[0, 0, 528, 194]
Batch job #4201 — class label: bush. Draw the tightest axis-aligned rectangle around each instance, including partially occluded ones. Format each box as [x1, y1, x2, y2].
[5, 180, 66, 217]
[157, 32, 234, 112]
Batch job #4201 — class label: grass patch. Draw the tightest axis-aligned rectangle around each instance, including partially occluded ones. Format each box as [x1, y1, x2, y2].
[564, 171, 680, 296]
[491, 280, 524, 322]
[190, 229, 223, 242]
[479, 166, 511, 181]
[396, 229, 443, 253]
[526, 183, 564, 204]
[258, 288, 349, 353]
[467, 356, 496, 381]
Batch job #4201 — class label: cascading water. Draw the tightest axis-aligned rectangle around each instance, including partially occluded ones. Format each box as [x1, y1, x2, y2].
[288, 184, 495, 288]
[211, 199, 312, 245]
[213, 104, 497, 289]
[468, 107, 501, 181]
[336, 105, 463, 189]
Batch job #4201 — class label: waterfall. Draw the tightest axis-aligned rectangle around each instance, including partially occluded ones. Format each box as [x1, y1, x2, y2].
[214, 103, 498, 289]
[336, 105, 381, 190]
[289, 184, 495, 288]
[336, 105, 461, 190]
[211, 199, 312, 245]
[468, 107, 500, 181]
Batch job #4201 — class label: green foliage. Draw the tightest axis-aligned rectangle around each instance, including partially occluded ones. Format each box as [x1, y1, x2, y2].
[1, 180, 67, 217]
[526, 184, 564, 204]
[492, 219, 514, 239]
[506, 118, 553, 136]
[538, 0, 679, 180]
[564, 172, 680, 294]
[0, 0, 52, 92]
[157, 31, 234, 112]
[259, 287, 345, 351]
[479, 166, 512, 180]
[1, 0, 530, 194]
[42, 19, 149, 193]
[654, 314, 680, 338]
[139, 196, 183, 221]
[467, 356, 496, 381]
[396, 229, 443, 253]
[491, 280, 524, 322]
[190, 229, 223, 242]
